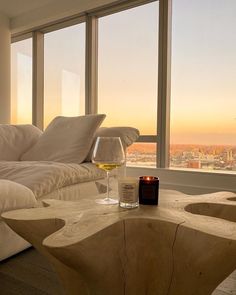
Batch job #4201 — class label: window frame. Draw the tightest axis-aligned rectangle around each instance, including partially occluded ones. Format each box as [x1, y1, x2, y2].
[10, 0, 236, 183]
[93, 0, 164, 168]
[11, 16, 86, 130]
[11, 0, 163, 156]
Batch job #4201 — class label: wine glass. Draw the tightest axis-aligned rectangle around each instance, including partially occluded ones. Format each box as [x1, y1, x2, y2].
[92, 137, 125, 205]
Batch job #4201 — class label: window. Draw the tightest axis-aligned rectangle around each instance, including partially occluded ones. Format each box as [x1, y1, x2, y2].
[11, 0, 236, 176]
[170, 0, 236, 172]
[97, 2, 159, 167]
[44, 23, 85, 128]
[127, 142, 157, 167]
[11, 38, 32, 124]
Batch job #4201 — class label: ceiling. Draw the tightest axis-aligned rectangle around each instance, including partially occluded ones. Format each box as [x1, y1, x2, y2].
[0, 0, 56, 18]
[1, 0, 115, 34]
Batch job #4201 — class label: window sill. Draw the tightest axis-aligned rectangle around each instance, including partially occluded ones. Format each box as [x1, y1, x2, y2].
[126, 166, 236, 194]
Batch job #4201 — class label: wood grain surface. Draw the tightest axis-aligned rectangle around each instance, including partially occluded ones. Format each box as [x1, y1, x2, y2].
[2, 189, 236, 295]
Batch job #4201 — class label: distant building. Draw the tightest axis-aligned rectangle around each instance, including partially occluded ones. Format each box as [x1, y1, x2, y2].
[227, 150, 233, 162]
[187, 160, 201, 169]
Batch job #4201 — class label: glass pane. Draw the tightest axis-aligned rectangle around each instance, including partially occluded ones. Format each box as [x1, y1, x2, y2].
[11, 38, 32, 124]
[98, 2, 158, 136]
[127, 143, 157, 167]
[170, 0, 236, 172]
[44, 23, 85, 128]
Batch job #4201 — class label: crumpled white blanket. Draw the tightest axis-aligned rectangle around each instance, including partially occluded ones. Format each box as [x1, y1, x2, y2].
[0, 161, 105, 199]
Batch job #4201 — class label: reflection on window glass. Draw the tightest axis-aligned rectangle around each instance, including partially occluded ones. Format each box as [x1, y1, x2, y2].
[11, 38, 32, 124]
[44, 23, 85, 128]
[98, 2, 158, 135]
[170, 0, 236, 172]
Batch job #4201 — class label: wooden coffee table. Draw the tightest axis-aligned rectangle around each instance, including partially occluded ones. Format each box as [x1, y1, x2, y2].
[2, 190, 236, 295]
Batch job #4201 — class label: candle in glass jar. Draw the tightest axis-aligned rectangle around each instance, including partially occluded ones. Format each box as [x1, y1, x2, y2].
[118, 177, 139, 209]
[139, 176, 159, 205]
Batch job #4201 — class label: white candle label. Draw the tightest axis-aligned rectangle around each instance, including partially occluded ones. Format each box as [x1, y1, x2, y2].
[119, 183, 137, 203]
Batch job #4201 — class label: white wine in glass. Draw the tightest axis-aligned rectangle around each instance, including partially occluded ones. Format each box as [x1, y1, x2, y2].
[92, 137, 125, 205]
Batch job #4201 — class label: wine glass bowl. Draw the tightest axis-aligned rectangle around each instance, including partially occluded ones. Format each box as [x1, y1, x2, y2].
[92, 137, 125, 205]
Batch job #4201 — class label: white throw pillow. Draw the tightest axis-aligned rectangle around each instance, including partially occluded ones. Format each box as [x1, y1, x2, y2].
[21, 114, 106, 163]
[86, 126, 140, 161]
[0, 124, 42, 161]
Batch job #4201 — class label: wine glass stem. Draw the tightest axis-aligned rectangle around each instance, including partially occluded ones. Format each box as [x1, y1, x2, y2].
[105, 171, 110, 201]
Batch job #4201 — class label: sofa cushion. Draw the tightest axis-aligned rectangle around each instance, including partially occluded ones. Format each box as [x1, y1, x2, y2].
[0, 124, 42, 161]
[0, 180, 36, 218]
[21, 114, 106, 164]
[86, 126, 140, 161]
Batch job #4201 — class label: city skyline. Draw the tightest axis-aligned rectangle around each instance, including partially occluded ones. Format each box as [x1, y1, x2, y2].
[127, 142, 236, 172]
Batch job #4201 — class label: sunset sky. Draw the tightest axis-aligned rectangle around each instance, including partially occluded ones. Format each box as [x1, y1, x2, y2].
[11, 0, 236, 145]
[171, 0, 236, 145]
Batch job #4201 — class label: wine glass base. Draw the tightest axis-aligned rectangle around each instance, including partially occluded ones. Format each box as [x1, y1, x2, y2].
[95, 198, 119, 205]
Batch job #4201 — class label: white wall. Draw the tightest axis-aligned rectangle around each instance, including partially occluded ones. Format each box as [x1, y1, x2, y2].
[11, 0, 118, 34]
[0, 13, 10, 123]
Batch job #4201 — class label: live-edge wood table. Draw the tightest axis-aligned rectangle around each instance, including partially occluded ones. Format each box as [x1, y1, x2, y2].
[2, 189, 236, 295]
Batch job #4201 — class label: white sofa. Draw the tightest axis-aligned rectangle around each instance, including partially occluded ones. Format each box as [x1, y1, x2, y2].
[0, 115, 139, 260]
